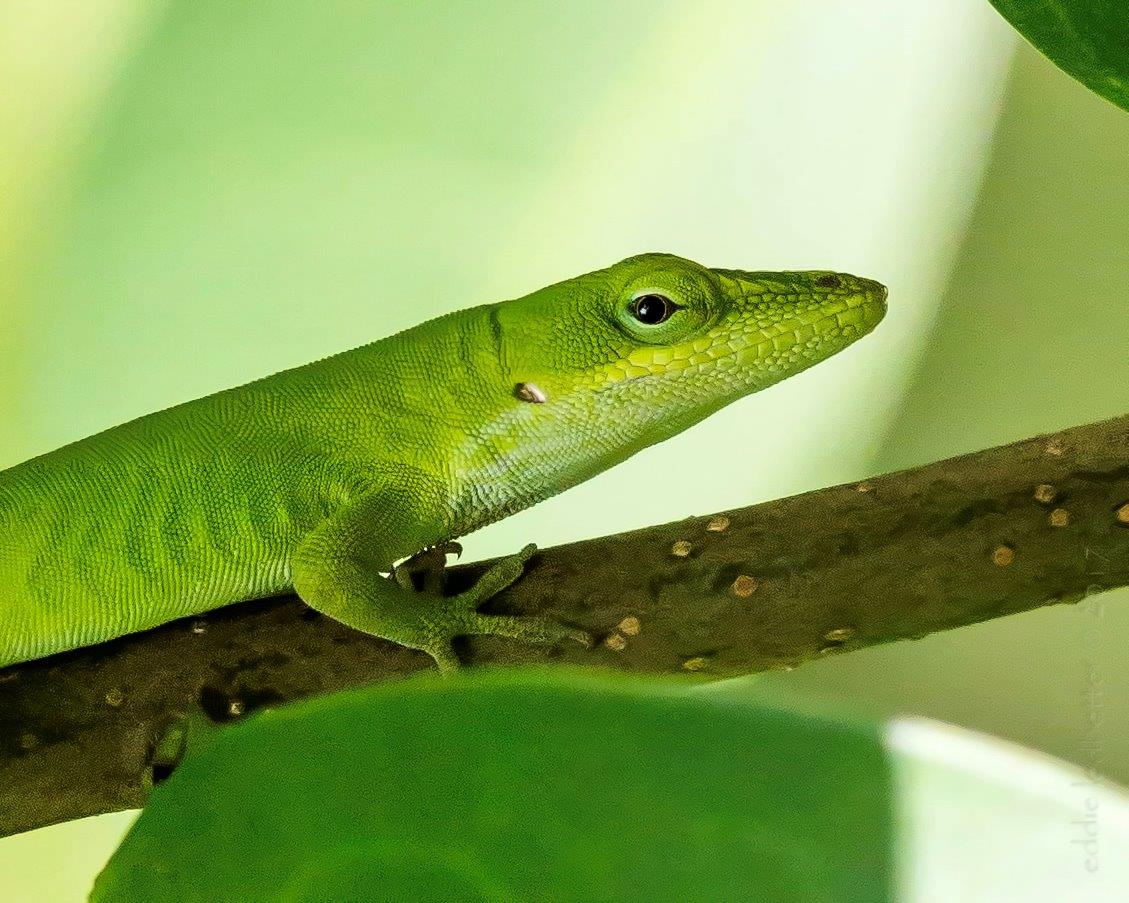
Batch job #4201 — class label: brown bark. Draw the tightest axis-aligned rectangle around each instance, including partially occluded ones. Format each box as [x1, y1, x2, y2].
[4, 413, 1129, 837]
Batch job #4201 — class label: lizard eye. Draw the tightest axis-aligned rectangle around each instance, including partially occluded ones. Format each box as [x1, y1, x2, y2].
[629, 293, 678, 325]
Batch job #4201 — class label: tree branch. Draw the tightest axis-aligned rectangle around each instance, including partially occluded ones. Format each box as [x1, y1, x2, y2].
[5, 413, 1129, 837]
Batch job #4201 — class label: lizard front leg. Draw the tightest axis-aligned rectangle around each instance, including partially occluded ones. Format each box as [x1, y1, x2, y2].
[291, 492, 588, 673]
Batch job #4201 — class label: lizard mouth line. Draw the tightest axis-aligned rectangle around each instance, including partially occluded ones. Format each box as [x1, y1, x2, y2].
[594, 299, 885, 395]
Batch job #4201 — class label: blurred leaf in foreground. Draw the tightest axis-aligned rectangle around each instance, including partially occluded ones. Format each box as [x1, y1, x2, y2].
[989, 1, 1129, 112]
[92, 670, 893, 902]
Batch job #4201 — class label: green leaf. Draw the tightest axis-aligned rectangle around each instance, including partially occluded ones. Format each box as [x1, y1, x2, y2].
[989, 1, 1129, 112]
[92, 670, 895, 902]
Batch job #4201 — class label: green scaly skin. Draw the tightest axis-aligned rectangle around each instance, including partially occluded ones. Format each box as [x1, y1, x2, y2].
[0, 254, 886, 672]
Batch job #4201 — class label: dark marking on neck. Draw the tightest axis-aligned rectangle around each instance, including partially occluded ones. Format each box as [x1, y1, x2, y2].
[487, 305, 508, 377]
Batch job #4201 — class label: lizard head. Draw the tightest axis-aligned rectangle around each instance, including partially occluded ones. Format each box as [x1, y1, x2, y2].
[499, 251, 885, 428]
[459, 252, 886, 518]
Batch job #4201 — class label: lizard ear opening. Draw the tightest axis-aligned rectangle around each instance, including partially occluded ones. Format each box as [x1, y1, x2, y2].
[514, 382, 548, 404]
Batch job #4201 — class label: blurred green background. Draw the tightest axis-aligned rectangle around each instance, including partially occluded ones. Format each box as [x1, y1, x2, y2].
[3, 0, 1128, 897]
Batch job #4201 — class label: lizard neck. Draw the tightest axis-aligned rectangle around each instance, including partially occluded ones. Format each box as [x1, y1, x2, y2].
[440, 307, 676, 536]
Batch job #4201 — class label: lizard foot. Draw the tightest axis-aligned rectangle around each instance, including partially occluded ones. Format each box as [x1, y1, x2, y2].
[413, 544, 591, 674]
[294, 534, 589, 676]
[392, 541, 463, 594]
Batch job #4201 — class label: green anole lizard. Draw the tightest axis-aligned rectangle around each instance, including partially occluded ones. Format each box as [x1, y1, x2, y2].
[0, 253, 885, 673]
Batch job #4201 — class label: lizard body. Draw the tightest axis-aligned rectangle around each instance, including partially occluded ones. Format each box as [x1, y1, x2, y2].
[0, 254, 885, 671]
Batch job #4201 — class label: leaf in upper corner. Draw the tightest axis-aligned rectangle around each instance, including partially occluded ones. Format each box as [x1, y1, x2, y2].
[988, 1, 1129, 113]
